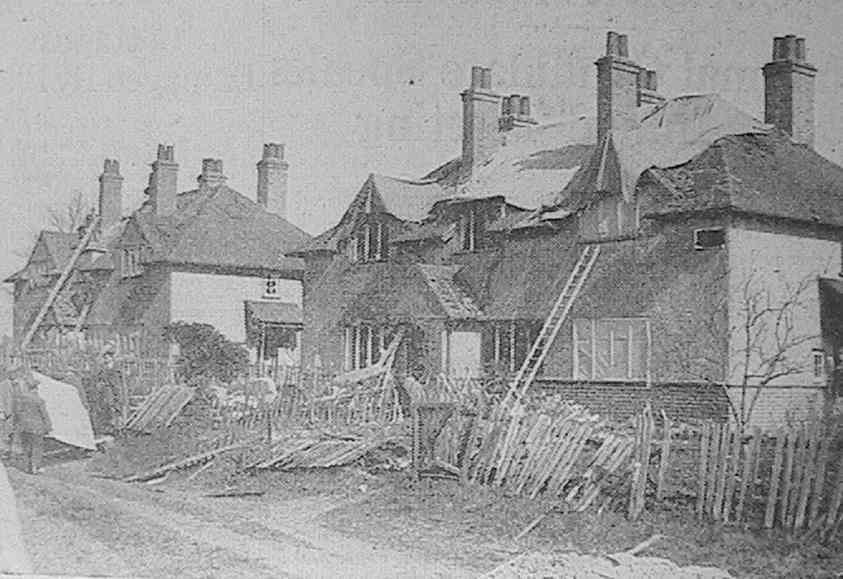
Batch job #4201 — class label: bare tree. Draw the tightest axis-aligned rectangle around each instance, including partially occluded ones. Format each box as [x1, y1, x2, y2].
[47, 191, 93, 234]
[665, 268, 820, 433]
[729, 273, 817, 433]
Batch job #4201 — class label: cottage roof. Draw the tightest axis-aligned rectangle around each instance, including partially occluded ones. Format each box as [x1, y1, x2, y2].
[130, 185, 310, 273]
[415, 264, 483, 320]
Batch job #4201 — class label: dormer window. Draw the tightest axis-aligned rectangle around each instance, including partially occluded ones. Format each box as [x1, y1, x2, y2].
[348, 220, 388, 263]
[459, 206, 481, 252]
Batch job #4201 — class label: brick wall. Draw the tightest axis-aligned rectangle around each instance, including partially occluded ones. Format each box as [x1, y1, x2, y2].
[536, 378, 730, 423]
[727, 385, 826, 432]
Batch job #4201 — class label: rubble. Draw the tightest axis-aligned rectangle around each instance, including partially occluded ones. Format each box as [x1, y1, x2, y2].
[481, 550, 733, 579]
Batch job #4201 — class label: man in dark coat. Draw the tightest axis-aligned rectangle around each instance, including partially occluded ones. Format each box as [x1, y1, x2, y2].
[13, 373, 52, 475]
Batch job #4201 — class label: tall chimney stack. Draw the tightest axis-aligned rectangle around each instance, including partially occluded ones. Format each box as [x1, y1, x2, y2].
[461, 65, 501, 176]
[763, 35, 817, 147]
[596, 32, 642, 144]
[197, 158, 226, 190]
[256, 143, 289, 217]
[147, 144, 178, 216]
[98, 158, 123, 230]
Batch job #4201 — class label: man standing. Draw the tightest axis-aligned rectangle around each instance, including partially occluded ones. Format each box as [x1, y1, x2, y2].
[13, 372, 52, 475]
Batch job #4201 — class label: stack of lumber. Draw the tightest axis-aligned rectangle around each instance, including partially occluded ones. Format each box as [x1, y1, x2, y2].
[125, 384, 194, 432]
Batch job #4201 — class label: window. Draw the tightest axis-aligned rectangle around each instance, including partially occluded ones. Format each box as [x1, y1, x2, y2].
[347, 221, 387, 263]
[459, 206, 481, 252]
[344, 324, 391, 370]
[488, 321, 541, 373]
[120, 247, 144, 278]
[573, 318, 651, 381]
[694, 228, 726, 250]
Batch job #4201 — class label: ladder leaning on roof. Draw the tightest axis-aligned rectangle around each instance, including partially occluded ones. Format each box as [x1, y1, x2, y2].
[20, 216, 101, 350]
[500, 243, 601, 412]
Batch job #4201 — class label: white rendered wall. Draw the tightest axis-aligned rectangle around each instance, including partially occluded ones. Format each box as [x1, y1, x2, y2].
[170, 272, 301, 343]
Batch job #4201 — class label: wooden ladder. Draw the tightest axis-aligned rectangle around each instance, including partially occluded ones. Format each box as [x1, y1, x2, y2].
[20, 216, 101, 350]
[501, 244, 600, 410]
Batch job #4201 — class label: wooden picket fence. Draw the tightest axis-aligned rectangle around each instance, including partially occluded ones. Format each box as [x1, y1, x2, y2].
[627, 405, 843, 539]
[423, 394, 637, 510]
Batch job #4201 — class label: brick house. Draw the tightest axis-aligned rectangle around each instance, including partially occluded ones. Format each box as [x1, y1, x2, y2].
[6, 143, 310, 364]
[291, 32, 843, 430]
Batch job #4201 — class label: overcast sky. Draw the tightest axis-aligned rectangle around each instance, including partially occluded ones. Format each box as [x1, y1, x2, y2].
[2, 0, 842, 333]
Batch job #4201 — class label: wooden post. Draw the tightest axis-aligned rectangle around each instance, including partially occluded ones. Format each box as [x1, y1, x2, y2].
[795, 424, 819, 530]
[697, 422, 710, 520]
[764, 429, 786, 529]
[656, 410, 671, 501]
[735, 428, 760, 525]
[780, 429, 797, 528]
[722, 426, 743, 523]
[808, 436, 830, 530]
[824, 454, 843, 533]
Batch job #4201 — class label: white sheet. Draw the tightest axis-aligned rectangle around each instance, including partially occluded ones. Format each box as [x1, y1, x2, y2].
[33, 371, 96, 450]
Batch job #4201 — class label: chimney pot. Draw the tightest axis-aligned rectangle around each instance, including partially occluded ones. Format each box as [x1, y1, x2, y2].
[509, 94, 521, 115]
[618, 34, 629, 58]
[606, 31, 620, 56]
[520, 95, 530, 117]
[501, 96, 512, 116]
[470, 66, 484, 89]
[481, 67, 492, 90]
[257, 143, 289, 217]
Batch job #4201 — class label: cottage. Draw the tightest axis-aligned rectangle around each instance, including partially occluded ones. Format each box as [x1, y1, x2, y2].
[291, 33, 843, 430]
[6, 143, 311, 366]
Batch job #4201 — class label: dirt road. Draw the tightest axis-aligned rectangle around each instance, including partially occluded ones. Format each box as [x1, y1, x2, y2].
[9, 460, 472, 578]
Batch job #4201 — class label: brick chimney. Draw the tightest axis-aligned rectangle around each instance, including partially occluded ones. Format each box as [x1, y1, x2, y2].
[596, 32, 643, 144]
[461, 66, 501, 174]
[499, 94, 538, 132]
[256, 143, 289, 217]
[98, 158, 123, 230]
[147, 144, 178, 216]
[763, 35, 817, 146]
[197, 158, 226, 190]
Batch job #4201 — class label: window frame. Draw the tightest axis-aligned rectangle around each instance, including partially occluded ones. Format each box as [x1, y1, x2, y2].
[572, 317, 651, 382]
[693, 227, 726, 251]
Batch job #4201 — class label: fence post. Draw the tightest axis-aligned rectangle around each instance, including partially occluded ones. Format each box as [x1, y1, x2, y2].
[656, 410, 671, 501]
[697, 422, 710, 520]
[764, 429, 786, 529]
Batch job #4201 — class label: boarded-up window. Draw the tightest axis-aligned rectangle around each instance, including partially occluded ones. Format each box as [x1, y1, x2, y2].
[573, 318, 650, 381]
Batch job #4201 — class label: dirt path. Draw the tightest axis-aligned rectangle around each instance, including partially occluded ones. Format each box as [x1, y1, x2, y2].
[9, 460, 472, 578]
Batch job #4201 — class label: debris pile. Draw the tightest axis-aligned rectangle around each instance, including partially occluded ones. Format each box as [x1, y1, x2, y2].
[249, 426, 410, 472]
[483, 550, 732, 579]
[125, 384, 194, 433]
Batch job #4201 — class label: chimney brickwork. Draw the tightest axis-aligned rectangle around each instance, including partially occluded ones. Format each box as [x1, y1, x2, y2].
[461, 66, 501, 174]
[98, 158, 123, 230]
[198, 158, 226, 190]
[499, 94, 538, 132]
[763, 35, 817, 147]
[596, 32, 641, 144]
[148, 144, 178, 216]
[257, 143, 289, 217]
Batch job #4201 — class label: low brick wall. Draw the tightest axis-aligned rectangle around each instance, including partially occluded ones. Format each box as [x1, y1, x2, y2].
[534, 379, 731, 423]
[727, 385, 826, 432]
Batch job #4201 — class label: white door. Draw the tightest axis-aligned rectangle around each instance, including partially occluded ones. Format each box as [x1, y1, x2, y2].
[449, 330, 482, 378]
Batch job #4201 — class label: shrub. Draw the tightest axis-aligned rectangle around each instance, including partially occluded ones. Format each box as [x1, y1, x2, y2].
[163, 322, 248, 385]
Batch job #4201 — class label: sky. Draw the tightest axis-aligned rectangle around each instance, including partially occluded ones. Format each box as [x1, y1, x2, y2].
[1, 0, 843, 334]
